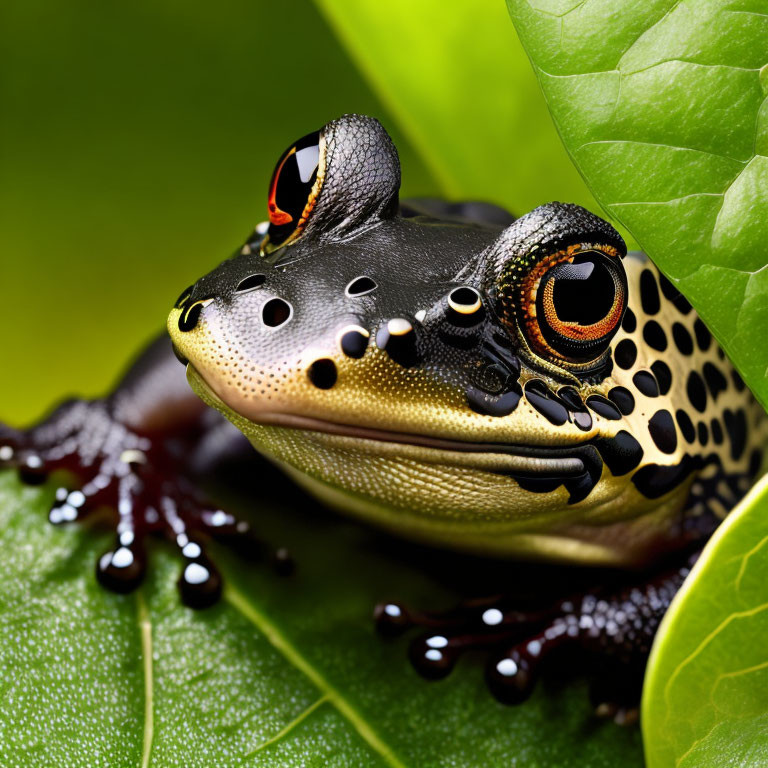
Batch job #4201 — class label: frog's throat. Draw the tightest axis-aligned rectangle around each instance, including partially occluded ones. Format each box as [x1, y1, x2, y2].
[185, 364, 592, 477]
[186, 363, 680, 565]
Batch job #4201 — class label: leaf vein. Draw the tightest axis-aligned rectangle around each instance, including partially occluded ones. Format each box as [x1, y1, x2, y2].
[575, 138, 749, 164]
[137, 592, 154, 768]
[243, 694, 330, 760]
[225, 586, 406, 768]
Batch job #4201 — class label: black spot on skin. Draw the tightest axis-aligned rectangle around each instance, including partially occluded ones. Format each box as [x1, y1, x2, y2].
[675, 410, 695, 443]
[262, 298, 292, 327]
[307, 359, 337, 389]
[640, 269, 661, 315]
[515, 477, 563, 494]
[236, 274, 266, 292]
[643, 321, 668, 352]
[615, 339, 637, 369]
[467, 384, 522, 417]
[672, 323, 693, 356]
[376, 322, 419, 368]
[502, 445, 604, 505]
[555, 390, 591, 430]
[658, 273, 693, 315]
[586, 395, 622, 421]
[633, 370, 659, 398]
[711, 419, 724, 445]
[572, 411, 593, 432]
[723, 408, 747, 461]
[651, 361, 672, 395]
[693, 319, 711, 351]
[632, 455, 700, 499]
[556, 386, 584, 411]
[687, 371, 708, 413]
[749, 449, 763, 478]
[702, 362, 728, 401]
[731, 370, 746, 392]
[622, 308, 637, 333]
[340, 330, 369, 359]
[594, 431, 644, 475]
[608, 387, 635, 415]
[525, 381, 568, 426]
[648, 410, 677, 454]
[562, 447, 604, 503]
[697, 421, 709, 446]
[482, 334, 522, 379]
[658, 273, 677, 301]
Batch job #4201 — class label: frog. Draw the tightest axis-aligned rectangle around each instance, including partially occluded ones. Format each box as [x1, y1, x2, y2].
[2, 114, 765, 709]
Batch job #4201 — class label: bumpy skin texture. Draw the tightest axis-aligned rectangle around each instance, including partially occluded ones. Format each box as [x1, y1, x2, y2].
[170, 115, 766, 567]
[4, 114, 766, 706]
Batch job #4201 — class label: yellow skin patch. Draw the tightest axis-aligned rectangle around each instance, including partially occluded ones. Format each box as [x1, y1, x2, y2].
[168, 253, 765, 567]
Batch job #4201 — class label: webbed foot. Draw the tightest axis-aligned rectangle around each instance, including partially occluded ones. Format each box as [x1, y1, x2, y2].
[1, 398, 270, 607]
[375, 557, 694, 713]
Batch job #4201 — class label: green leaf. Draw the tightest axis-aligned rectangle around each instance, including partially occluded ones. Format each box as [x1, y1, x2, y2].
[0, 472, 643, 766]
[505, 0, 768, 410]
[312, 0, 596, 216]
[0, 0, 434, 426]
[642, 473, 768, 768]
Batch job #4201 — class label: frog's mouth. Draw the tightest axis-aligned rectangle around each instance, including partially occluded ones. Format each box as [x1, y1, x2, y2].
[187, 364, 604, 503]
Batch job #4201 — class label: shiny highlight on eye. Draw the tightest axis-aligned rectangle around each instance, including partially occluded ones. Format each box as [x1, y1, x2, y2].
[517, 245, 626, 368]
[264, 130, 325, 252]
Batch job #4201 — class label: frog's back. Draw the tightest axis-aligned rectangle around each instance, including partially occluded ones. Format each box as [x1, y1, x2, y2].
[609, 252, 766, 527]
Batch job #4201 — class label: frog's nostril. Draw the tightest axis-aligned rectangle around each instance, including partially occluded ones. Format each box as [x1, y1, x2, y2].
[262, 298, 292, 327]
[346, 276, 377, 297]
[308, 358, 337, 389]
[177, 299, 212, 333]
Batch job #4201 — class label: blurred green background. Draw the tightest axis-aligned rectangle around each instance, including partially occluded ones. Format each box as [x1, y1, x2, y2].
[1, 0, 593, 425]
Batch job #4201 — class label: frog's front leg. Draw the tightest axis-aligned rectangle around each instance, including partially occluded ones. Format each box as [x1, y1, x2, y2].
[0, 334, 265, 607]
[376, 553, 697, 714]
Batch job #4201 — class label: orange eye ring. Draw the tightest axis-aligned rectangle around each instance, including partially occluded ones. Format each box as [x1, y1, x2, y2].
[267, 147, 298, 227]
[515, 244, 627, 368]
[263, 130, 325, 252]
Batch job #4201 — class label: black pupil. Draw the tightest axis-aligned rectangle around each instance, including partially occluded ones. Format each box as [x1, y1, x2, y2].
[551, 254, 615, 325]
[267, 130, 321, 247]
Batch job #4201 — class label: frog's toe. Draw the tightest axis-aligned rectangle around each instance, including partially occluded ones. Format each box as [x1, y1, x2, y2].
[88, 460, 262, 607]
[3, 397, 272, 607]
[377, 558, 693, 708]
[174, 534, 222, 609]
[0, 423, 49, 483]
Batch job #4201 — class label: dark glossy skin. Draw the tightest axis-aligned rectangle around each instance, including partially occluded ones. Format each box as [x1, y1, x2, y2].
[2, 114, 765, 709]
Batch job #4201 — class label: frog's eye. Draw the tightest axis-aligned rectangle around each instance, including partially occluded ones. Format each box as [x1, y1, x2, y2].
[487, 203, 627, 374]
[265, 130, 324, 250]
[517, 247, 627, 367]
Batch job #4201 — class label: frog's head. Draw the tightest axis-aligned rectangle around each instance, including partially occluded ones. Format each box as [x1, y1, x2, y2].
[168, 115, 761, 564]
